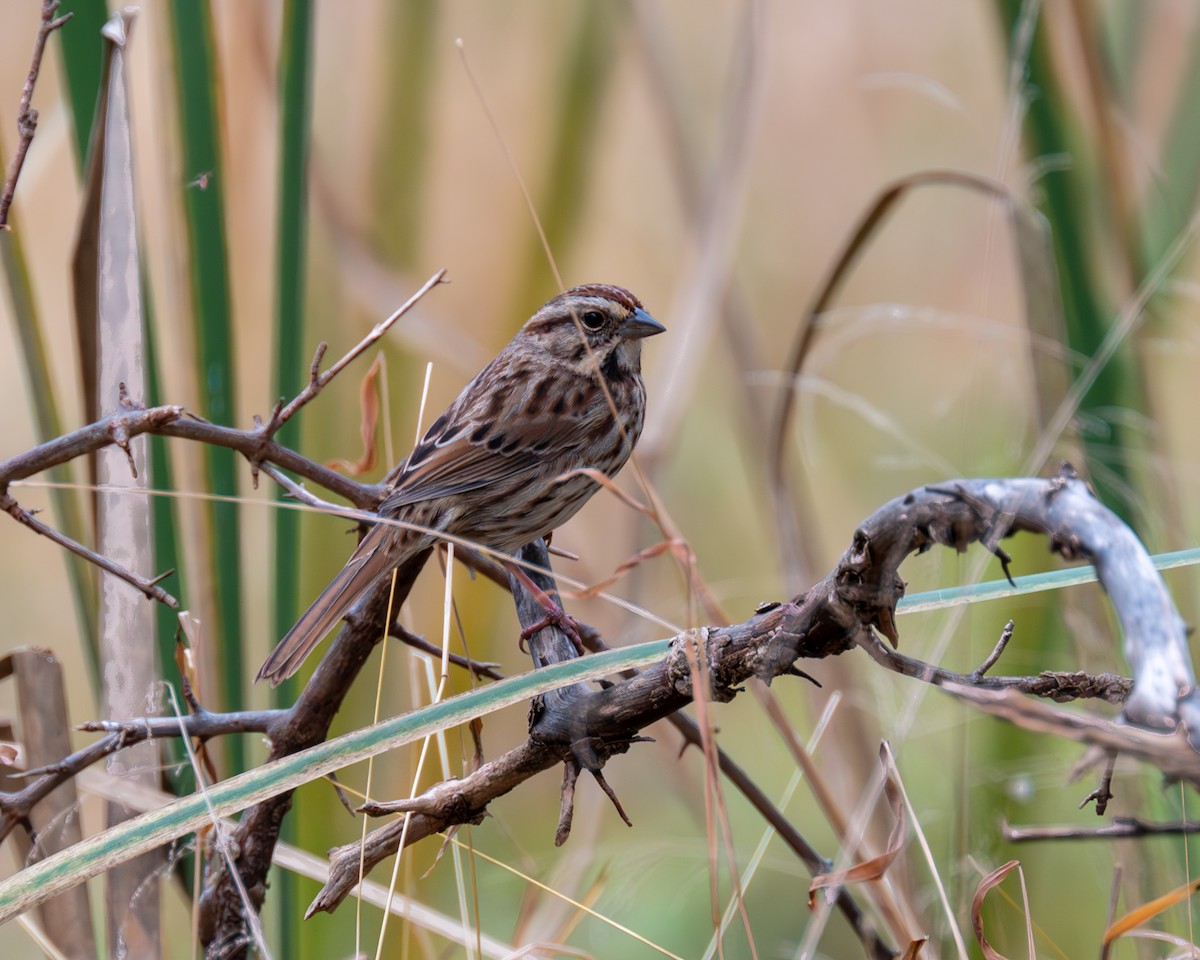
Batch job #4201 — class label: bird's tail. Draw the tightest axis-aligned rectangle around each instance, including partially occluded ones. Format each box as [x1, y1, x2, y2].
[256, 526, 398, 686]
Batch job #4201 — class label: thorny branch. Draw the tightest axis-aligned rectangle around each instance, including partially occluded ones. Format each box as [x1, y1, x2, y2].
[309, 468, 1200, 918]
[0, 488, 178, 607]
[0, 0, 71, 230]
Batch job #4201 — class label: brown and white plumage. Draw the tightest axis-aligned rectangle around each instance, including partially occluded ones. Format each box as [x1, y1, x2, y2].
[256, 284, 663, 684]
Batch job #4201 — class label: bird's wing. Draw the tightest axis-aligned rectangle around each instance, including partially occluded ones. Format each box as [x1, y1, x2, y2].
[380, 408, 597, 512]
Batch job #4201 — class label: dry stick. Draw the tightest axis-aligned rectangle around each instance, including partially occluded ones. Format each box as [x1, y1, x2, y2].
[1003, 818, 1200, 843]
[260, 268, 448, 439]
[0, 709, 279, 844]
[0, 0, 72, 230]
[857, 632, 1132, 704]
[387, 625, 503, 682]
[0, 405, 380, 509]
[0, 490, 178, 607]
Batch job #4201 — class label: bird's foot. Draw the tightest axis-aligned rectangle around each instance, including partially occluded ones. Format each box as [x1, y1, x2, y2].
[519, 604, 586, 656]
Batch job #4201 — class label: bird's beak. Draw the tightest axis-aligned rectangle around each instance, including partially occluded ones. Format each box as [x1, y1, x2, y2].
[620, 307, 666, 340]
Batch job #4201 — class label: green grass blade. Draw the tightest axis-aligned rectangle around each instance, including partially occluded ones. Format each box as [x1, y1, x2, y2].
[898, 546, 1200, 615]
[994, 0, 1141, 525]
[271, 1, 314, 951]
[55, 0, 109, 172]
[166, 0, 244, 766]
[0, 641, 669, 925]
[271, 0, 314, 695]
[369, 0, 437, 266]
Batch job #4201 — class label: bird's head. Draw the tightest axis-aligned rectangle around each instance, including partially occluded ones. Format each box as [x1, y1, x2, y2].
[523, 284, 664, 380]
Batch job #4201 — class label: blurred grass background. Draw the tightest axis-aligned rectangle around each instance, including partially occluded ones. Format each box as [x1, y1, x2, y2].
[2, 0, 1200, 956]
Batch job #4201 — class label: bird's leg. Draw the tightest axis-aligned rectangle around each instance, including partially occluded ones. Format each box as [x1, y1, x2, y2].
[506, 561, 586, 655]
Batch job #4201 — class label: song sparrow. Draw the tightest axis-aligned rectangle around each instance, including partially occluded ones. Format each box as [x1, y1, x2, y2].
[256, 284, 664, 684]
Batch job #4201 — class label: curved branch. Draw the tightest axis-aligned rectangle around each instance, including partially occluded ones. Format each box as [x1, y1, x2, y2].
[313, 467, 1200, 920]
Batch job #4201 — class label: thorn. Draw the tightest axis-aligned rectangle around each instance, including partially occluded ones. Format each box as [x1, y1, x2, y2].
[324, 772, 358, 816]
[147, 568, 176, 588]
[971, 620, 1014, 678]
[179, 670, 203, 714]
[784, 665, 822, 687]
[555, 757, 579, 846]
[875, 607, 900, 648]
[310, 342, 328, 383]
[590, 768, 633, 827]
[993, 545, 1016, 587]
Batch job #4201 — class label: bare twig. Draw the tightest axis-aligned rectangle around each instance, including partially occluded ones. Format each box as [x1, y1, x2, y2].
[971, 620, 1015, 678]
[0, 490, 178, 607]
[943, 683, 1200, 784]
[0, 708, 280, 845]
[388, 625, 504, 681]
[0, 404, 383, 509]
[1003, 817, 1200, 842]
[0, 0, 72, 230]
[259, 268, 448, 439]
[858, 632, 1132, 705]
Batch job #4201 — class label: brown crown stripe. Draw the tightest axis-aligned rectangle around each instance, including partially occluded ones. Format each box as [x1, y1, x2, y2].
[557, 284, 643, 312]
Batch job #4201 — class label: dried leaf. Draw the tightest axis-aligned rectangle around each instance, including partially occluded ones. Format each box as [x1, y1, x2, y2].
[469, 716, 485, 770]
[901, 937, 928, 959]
[173, 612, 218, 782]
[173, 631, 198, 694]
[76, 11, 162, 949]
[1103, 875, 1200, 945]
[970, 859, 1021, 960]
[326, 352, 384, 475]
[809, 748, 907, 905]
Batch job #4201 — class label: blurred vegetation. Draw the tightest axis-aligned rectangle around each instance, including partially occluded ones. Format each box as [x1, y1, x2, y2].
[1, 1, 1200, 957]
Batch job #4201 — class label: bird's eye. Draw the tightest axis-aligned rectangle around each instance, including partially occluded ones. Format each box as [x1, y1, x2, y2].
[581, 310, 605, 330]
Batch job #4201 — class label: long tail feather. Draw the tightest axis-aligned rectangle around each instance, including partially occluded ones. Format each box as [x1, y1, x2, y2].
[256, 526, 399, 685]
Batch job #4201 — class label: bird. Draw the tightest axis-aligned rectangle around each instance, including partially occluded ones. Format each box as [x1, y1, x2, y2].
[256, 284, 664, 685]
